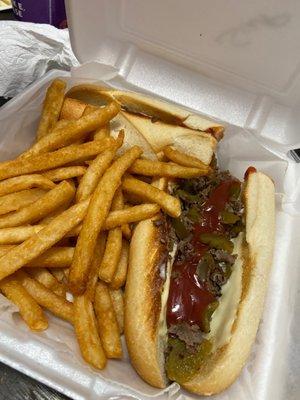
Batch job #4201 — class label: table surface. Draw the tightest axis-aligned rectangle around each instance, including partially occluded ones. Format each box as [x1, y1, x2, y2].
[0, 10, 70, 400]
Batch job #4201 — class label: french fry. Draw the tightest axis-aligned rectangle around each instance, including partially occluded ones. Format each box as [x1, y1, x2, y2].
[94, 281, 122, 358]
[103, 203, 160, 230]
[94, 124, 110, 141]
[73, 294, 107, 369]
[45, 103, 114, 151]
[121, 224, 132, 240]
[121, 208, 132, 235]
[0, 175, 55, 196]
[0, 180, 75, 229]
[17, 271, 73, 322]
[24, 102, 120, 158]
[122, 175, 181, 218]
[98, 228, 122, 283]
[76, 147, 119, 202]
[62, 223, 82, 237]
[0, 139, 115, 181]
[83, 105, 97, 115]
[0, 246, 74, 268]
[50, 269, 66, 283]
[0, 245, 18, 253]
[0, 224, 81, 244]
[27, 268, 66, 297]
[151, 176, 168, 190]
[112, 192, 122, 212]
[0, 189, 47, 216]
[39, 199, 73, 225]
[0, 199, 89, 281]
[111, 188, 131, 239]
[28, 247, 74, 268]
[63, 267, 69, 280]
[36, 79, 66, 140]
[129, 159, 209, 178]
[109, 288, 124, 334]
[163, 145, 211, 169]
[111, 188, 124, 213]
[76, 176, 83, 186]
[73, 104, 96, 144]
[52, 119, 70, 130]
[0, 226, 44, 244]
[0, 203, 158, 244]
[0, 80, 225, 373]
[85, 233, 107, 302]
[110, 240, 129, 289]
[82, 108, 110, 145]
[82, 104, 97, 122]
[42, 166, 87, 182]
[69, 146, 142, 295]
[0, 276, 48, 331]
[156, 151, 165, 161]
[99, 190, 123, 283]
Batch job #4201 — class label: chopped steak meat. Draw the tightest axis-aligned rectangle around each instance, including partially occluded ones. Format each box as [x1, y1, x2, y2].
[209, 249, 237, 265]
[169, 322, 203, 352]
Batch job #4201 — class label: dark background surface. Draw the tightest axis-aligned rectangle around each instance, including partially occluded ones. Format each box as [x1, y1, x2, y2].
[0, 9, 70, 400]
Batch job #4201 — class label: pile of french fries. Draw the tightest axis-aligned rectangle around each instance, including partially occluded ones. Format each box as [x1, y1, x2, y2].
[0, 79, 210, 369]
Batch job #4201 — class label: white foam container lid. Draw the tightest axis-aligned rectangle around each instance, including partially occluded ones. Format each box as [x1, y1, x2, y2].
[0, 0, 299, 399]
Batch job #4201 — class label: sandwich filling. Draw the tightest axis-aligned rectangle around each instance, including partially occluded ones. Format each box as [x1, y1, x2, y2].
[164, 167, 245, 384]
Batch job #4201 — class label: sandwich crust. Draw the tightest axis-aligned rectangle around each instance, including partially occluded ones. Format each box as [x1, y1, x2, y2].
[60, 97, 157, 160]
[125, 172, 275, 394]
[122, 112, 217, 165]
[66, 84, 224, 140]
[61, 93, 218, 165]
[61, 87, 275, 394]
[60, 97, 89, 120]
[183, 172, 275, 395]
[124, 215, 168, 388]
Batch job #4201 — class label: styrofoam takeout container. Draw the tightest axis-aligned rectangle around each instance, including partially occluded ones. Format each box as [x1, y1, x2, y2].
[0, 1, 300, 399]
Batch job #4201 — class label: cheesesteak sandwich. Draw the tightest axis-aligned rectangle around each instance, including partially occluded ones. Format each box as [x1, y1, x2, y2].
[125, 164, 275, 395]
[62, 85, 275, 395]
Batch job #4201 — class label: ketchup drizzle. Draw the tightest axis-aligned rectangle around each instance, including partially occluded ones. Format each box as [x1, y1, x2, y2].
[166, 179, 238, 328]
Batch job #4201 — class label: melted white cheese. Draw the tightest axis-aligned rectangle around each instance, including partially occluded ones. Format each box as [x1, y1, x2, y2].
[206, 233, 244, 351]
[158, 244, 177, 340]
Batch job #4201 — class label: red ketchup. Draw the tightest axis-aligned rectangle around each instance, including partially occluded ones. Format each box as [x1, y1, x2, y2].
[166, 179, 238, 328]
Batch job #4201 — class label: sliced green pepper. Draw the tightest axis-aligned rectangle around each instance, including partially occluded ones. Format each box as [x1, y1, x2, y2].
[166, 338, 212, 384]
[199, 233, 234, 253]
[220, 211, 240, 224]
[175, 189, 199, 202]
[201, 301, 219, 333]
[196, 252, 215, 282]
[222, 263, 232, 280]
[181, 180, 196, 193]
[171, 218, 189, 240]
[229, 181, 241, 199]
[187, 206, 201, 222]
[230, 222, 244, 236]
